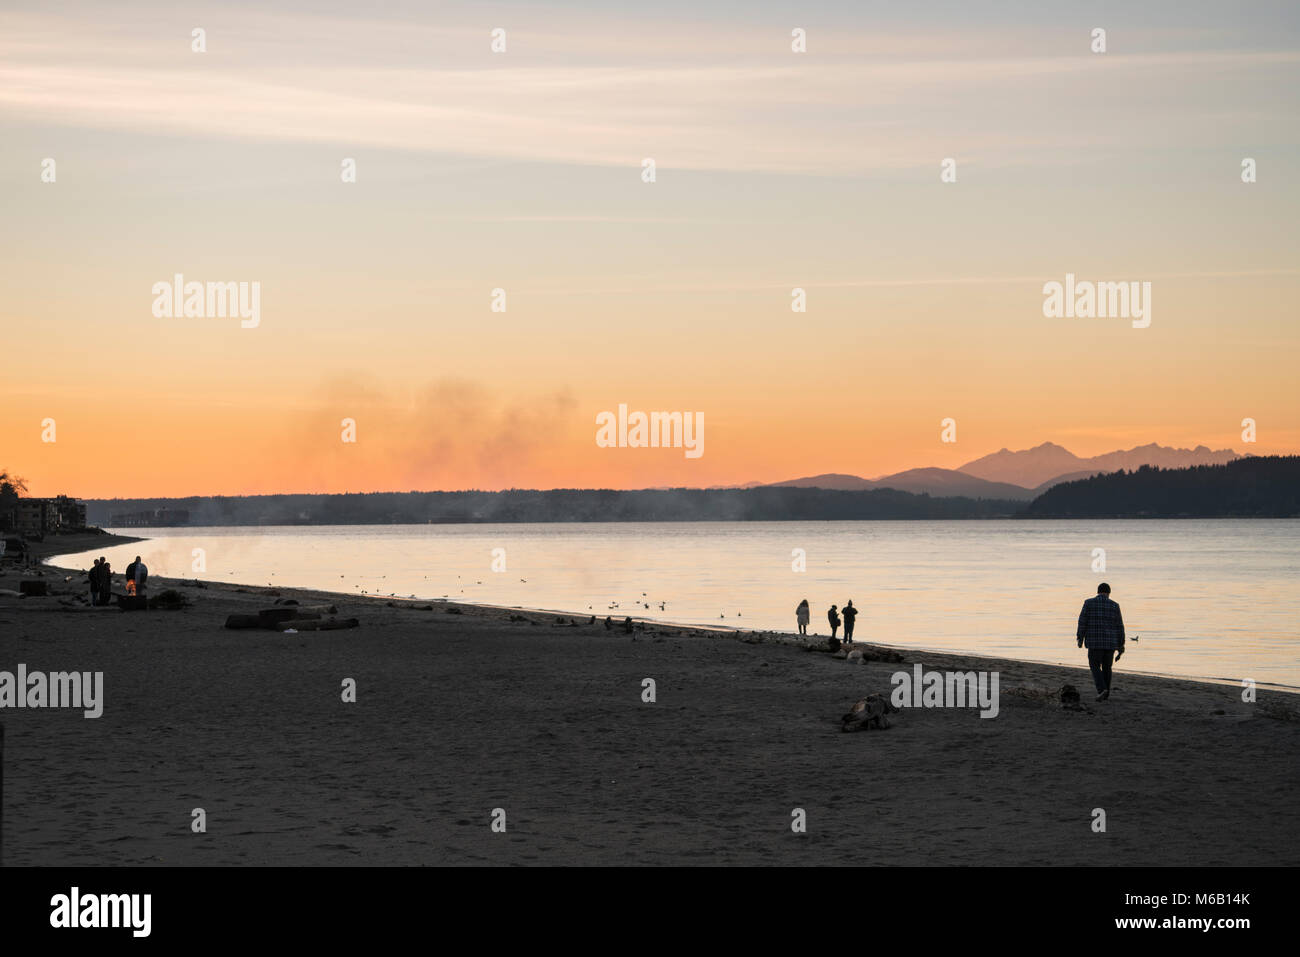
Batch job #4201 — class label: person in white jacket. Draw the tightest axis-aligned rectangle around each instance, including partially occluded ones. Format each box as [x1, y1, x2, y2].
[795, 599, 810, 635]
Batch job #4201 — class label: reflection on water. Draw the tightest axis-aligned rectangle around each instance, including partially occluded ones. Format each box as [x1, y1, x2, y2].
[51, 520, 1300, 687]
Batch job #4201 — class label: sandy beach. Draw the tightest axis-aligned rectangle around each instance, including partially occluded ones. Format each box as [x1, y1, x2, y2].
[1, 543, 1297, 867]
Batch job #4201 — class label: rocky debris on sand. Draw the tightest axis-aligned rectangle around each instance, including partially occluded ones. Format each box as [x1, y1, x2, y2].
[808, 640, 903, 663]
[840, 693, 900, 732]
[148, 589, 189, 610]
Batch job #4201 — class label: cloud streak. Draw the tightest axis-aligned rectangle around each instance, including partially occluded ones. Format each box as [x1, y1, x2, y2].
[3, 7, 1297, 174]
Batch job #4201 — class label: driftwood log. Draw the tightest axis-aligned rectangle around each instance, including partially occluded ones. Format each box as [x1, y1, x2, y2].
[225, 608, 356, 631]
[274, 617, 359, 632]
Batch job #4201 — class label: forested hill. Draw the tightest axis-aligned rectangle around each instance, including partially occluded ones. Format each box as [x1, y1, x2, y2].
[86, 486, 1022, 526]
[76, 457, 1300, 524]
[1023, 456, 1300, 518]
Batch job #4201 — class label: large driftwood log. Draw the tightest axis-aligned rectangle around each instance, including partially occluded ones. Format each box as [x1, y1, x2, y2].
[274, 617, 359, 632]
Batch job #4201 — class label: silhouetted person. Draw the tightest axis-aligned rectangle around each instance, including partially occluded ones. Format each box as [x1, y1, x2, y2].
[842, 600, 859, 643]
[87, 558, 102, 604]
[99, 560, 113, 604]
[95, 557, 107, 602]
[1077, 582, 1125, 701]
[130, 555, 148, 597]
[795, 599, 810, 635]
[827, 604, 840, 640]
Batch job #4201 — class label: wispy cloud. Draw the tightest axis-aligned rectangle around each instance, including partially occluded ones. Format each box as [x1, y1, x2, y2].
[3, 7, 1296, 174]
[515, 268, 1300, 297]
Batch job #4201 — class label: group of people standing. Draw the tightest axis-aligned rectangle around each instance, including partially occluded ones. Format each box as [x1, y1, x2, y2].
[87, 554, 148, 605]
[795, 599, 860, 642]
[87, 557, 113, 605]
[796, 583, 1129, 704]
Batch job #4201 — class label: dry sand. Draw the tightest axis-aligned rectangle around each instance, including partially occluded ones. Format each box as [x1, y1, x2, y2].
[1, 541, 1297, 866]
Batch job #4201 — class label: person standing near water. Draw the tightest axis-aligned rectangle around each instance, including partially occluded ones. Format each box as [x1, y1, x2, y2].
[827, 604, 840, 640]
[795, 599, 810, 635]
[1077, 582, 1126, 701]
[99, 559, 113, 604]
[842, 600, 859, 644]
[87, 558, 102, 604]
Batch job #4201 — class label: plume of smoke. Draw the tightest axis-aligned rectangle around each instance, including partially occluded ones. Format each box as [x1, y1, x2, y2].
[286, 375, 579, 493]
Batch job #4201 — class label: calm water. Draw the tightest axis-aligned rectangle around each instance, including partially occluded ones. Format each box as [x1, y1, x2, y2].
[52, 520, 1300, 688]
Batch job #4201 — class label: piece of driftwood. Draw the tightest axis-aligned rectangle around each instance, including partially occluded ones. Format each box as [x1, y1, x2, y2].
[18, 581, 47, 597]
[274, 617, 358, 632]
[840, 693, 900, 732]
[226, 610, 335, 630]
[292, 604, 337, 616]
[257, 608, 303, 625]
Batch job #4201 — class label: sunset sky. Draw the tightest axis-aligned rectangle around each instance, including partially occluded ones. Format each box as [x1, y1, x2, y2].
[2, 0, 1298, 497]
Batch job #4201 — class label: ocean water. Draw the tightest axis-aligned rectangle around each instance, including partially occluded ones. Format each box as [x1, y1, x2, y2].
[51, 520, 1300, 688]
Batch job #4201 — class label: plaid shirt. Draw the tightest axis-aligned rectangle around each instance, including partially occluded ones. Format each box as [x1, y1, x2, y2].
[1077, 595, 1125, 650]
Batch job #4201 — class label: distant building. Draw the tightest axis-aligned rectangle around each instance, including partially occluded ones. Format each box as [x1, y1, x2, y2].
[108, 508, 190, 527]
[13, 495, 87, 535]
[14, 499, 46, 535]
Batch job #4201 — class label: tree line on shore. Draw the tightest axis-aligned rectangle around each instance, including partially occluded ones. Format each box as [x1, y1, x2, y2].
[6, 456, 1296, 530]
[1023, 456, 1299, 518]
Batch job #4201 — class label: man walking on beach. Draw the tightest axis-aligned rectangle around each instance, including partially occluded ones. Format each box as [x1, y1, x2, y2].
[1077, 582, 1125, 701]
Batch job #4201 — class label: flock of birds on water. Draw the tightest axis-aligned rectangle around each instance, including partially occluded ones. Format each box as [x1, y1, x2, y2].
[237, 570, 742, 618]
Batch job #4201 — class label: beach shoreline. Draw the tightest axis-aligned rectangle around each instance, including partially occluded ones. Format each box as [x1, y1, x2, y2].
[3, 551, 1298, 865]
[28, 530, 144, 561]
[36, 539, 1299, 694]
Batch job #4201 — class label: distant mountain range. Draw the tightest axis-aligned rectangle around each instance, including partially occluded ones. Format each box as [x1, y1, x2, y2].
[957, 441, 1241, 488]
[762, 442, 1242, 500]
[766, 468, 1039, 501]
